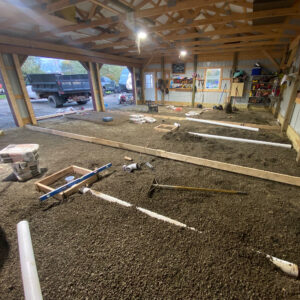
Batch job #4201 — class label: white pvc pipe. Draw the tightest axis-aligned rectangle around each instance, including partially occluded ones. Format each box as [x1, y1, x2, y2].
[82, 188, 197, 232]
[266, 254, 299, 278]
[186, 117, 259, 132]
[136, 207, 197, 231]
[17, 221, 43, 300]
[81, 187, 132, 207]
[188, 132, 292, 149]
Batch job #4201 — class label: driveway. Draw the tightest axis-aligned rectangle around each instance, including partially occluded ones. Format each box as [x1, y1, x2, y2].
[0, 93, 131, 129]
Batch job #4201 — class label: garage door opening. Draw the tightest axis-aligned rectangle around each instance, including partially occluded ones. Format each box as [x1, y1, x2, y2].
[23, 57, 93, 120]
[100, 64, 133, 110]
[0, 78, 15, 129]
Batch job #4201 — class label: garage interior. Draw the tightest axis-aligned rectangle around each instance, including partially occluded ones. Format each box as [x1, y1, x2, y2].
[1, 0, 300, 299]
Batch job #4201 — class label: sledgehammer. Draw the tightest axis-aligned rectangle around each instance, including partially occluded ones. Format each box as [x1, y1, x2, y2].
[148, 178, 247, 198]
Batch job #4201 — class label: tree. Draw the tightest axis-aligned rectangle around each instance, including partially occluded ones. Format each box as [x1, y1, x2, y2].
[22, 56, 44, 74]
[100, 64, 126, 83]
[60, 60, 87, 74]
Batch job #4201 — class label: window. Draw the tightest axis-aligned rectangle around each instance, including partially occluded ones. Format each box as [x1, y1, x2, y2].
[145, 74, 153, 88]
[205, 68, 221, 89]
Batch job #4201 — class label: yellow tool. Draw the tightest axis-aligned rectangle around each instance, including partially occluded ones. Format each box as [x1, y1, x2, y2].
[148, 178, 247, 197]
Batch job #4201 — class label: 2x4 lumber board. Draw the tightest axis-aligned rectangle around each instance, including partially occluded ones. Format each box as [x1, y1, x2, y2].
[165, 24, 284, 41]
[36, 166, 74, 186]
[0, 35, 141, 66]
[176, 33, 294, 49]
[12, 54, 37, 125]
[26, 125, 300, 187]
[287, 125, 300, 153]
[113, 111, 279, 130]
[36, 109, 93, 121]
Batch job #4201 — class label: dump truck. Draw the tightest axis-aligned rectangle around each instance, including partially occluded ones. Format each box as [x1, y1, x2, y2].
[27, 73, 91, 108]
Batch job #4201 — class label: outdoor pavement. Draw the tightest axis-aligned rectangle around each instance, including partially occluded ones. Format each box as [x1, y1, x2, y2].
[0, 93, 127, 129]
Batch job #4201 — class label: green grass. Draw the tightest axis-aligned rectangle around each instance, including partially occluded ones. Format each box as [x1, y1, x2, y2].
[0, 95, 6, 100]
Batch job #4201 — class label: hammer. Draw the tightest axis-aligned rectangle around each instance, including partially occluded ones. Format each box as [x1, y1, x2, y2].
[148, 178, 247, 198]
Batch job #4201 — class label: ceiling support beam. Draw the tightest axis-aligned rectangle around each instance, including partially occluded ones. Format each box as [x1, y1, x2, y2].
[0, 35, 142, 67]
[262, 50, 280, 70]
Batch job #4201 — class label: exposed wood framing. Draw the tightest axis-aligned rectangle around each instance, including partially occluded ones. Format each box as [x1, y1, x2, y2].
[191, 54, 198, 108]
[263, 50, 280, 71]
[88, 62, 105, 112]
[0, 35, 142, 67]
[0, 53, 36, 127]
[35, 165, 98, 200]
[281, 78, 300, 132]
[161, 56, 165, 105]
[26, 125, 300, 187]
[227, 52, 238, 104]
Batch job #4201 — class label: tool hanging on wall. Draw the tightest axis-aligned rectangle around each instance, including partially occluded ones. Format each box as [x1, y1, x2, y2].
[198, 76, 205, 104]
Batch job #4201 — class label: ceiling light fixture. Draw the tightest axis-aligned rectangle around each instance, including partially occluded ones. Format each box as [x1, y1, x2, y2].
[180, 50, 187, 57]
[137, 31, 147, 40]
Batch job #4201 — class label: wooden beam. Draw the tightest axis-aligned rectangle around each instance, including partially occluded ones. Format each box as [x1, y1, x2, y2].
[263, 50, 280, 70]
[26, 125, 300, 188]
[45, 0, 87, 13]
[89, 0, 120, 14]
[281, 78, 300, 132]
[165, 24, 284, 41]
[161, 56, 165, 105]
[39, 0, 258, 35]
[134, 0, 246, 19]
[146, 7, 300, 34]
[176, 33, 294, 49]
[191, 54, 198, 108]
[227, 52, 238, 104]
[0, 53, 23, 126]
[75, 31, 129, 44]
[12, 54, 37, 125]
[0, 35, 142, 67]
[95, 63, 105, 112]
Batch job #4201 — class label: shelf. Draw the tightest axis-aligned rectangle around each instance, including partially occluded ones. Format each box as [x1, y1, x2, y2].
[251, 74, 275, 77]
[249, 96, 270, 98]
[169, 88, 192, 91]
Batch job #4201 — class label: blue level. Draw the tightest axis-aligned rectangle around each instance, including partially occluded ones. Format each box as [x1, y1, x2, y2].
[40, 163, 112, 201]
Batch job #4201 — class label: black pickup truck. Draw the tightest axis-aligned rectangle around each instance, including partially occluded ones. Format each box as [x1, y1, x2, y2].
[27, 73, 91, 108]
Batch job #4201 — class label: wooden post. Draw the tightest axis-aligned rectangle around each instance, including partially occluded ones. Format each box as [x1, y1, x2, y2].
[0, 53, 36, 127]
[161, 56, 165, 105]
[140, 67, 145, 104]
[191, 54, 198, 107]
[88, 61, 105, 112]
[227, 52, 238, 104]
[128, 67, 137, 105]
[281, 77, 300, 132]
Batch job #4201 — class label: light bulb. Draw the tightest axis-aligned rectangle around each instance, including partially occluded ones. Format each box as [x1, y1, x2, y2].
[180, 50, 187, 57]
[137, 31, 147, 40]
